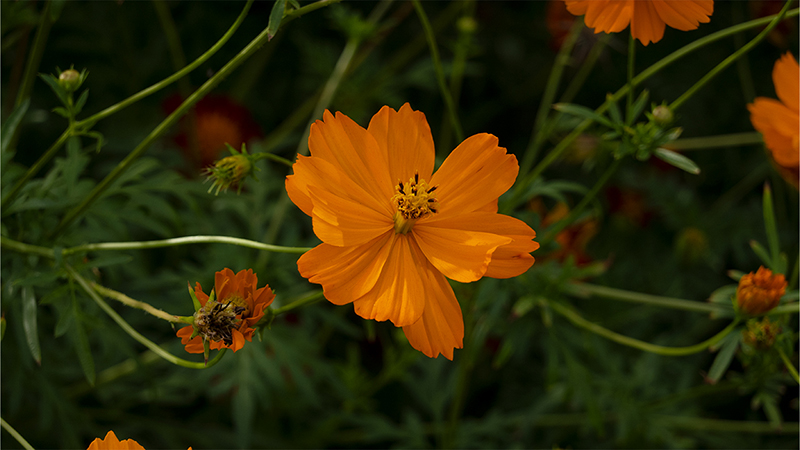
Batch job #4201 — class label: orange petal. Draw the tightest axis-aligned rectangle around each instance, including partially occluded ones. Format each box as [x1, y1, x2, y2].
[412, 220, 511, 283]
[87, 431, 146, 450]
[230, 329, 246, 352]
[308, 185, 394, 247]
[298, 233, 394, 305]
[651, 0, 712, 31]
[352, 234, 427, 327]
[402, 269, 464, 360]
[177, 326, 205, 354]
[367, 103, 435, 183]
[307, 110, 394, 205]
[193, 282, 209, 305]
[430, 133, 519, 217]
[749, 98, 800, 167]
[774, 52, 799, 113]
[631, 0, 665, 45]
[215, 268, 235, 302]
[589, 0, 633, 33]
[564, 0, 589, 16]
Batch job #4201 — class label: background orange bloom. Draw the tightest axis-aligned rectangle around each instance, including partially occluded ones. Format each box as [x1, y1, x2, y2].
[86, 431, 145, 450]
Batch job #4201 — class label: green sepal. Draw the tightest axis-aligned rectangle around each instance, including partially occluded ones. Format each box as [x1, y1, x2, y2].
[267, 0, 287, 41]
[188, 282, 202, 311]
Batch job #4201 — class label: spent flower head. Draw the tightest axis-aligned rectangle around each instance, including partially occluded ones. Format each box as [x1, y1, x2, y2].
[204, 143, 258, 195]
[736, 266, 786, 316]
[742, 317, 782, 350]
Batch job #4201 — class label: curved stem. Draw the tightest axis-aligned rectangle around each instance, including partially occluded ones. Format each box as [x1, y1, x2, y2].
[15, 0, 52, 108]
[92, 282, 187, 323]
[2, 127, 71, 208]
[626, 34, 636, 122]
[564, 282, 730, 314]
[253, 152, 294, 168]
[64, 235, 311, 255]
[0, 418, 35, 450]
[66, 265, 226, 369]
[777, 346, 800, 384]
[550, 301, 740, 356]
[670, 0, 793, 111]
[412, 0, 464, 143]
[0, 236, 54, 258]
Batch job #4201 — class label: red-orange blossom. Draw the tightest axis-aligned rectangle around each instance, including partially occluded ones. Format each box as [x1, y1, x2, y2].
[286, 104, 538, 359]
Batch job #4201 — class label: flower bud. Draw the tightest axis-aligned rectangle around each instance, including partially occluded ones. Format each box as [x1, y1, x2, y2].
[58, 69, 81, 92]
[651, 104, 673, 125]
[742, 317, 781, 349]
[205, 153, 253, 195]
[736, 266, 786, 316]
[457, 16, 477, 34]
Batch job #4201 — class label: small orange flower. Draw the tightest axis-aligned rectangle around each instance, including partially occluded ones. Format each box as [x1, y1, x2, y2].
[736, 266, 786, 316]
[87, 431, 145, 450]
[286, 104, 538, 359]
[748, 53, 800, 175]
[564, 0, 714, 46]
[176, 268, 275, 353]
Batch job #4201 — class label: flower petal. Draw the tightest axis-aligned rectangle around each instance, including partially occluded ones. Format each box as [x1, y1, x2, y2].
[631, 0, 665, 46]
[402, 269, 464, 360]
[215, 268, 235, 301]
[367, 103, 435, 183]
[651, 0, 712, 31]
[177, 326, 204, 354]
[230, 329, 246, 352]
[308, 185, 394, 247]
[352, 234, 427, 327]
[430, 133, 519, 217]
[298, 233, 394, 305]
[774, 52, 799, 113]
[589, 0, 632, 33]
[749, 98, 800, 167]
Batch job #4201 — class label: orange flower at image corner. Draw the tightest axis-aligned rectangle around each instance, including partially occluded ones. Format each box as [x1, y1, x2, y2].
[87, 430, 190, 450]
[176, 268, 275, 353]
[286, 104, 539, 359]
[564, 0, 714, 46]
[748, 52, 800, 182]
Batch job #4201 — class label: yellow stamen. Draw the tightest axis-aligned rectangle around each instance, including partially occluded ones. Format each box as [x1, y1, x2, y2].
[392, 172, 438, 234]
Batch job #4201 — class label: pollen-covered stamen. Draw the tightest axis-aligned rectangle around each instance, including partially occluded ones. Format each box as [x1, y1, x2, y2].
[391, 172, 438, 234]
[193, 297, 246, 346]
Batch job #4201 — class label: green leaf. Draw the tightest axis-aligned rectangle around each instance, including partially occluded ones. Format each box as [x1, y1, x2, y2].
[71, 289, 95, 386]
[762, 183, 781, 271]
[553, 103, 616, 129]
[749, 240, 772, 268]
[52, 106, 70, 118]
[39, 73, 70, 106]
[707, 332, 741, 383]
[653, 148, 700, 174]
[74, 89, 89, 115]
[627, 89, 649, 124]
[707, 285, 736, 319]
[267, 0, 287, 40]
[21, 286, 41, 364]
[287, 0, 300, 9]
[606, 93, 623, 125]
[1, 98, 29, 153]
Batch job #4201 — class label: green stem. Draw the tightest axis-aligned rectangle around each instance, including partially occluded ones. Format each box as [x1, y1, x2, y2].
[412, 0, 464, 143]
[65, 264, 226, 369]
[445, 287, 477, 448]
[563, 282, 730, 314]
[15, 0, 52, 108]
[253, 152, 294, 168]
[560, 34, 608, 104]
[54, 0, 337, 236]
[272, 290, 325, 315]
[0, 418, 34, 450]
[769, 303, 800, 315]
[550, 301, 740, 356]
[152, 0, 188, 72]
[626, 34, 636, 123]
[670, 0, 794, 111]
[539, 158, 620, 245]
[777, 346, 800, 384]
[66, 349, 162, 398]
[2, 127, 71, 208]
[668, 132, 763, 150]
[92, 282, 187, 323]
[0, 236, 54, 258]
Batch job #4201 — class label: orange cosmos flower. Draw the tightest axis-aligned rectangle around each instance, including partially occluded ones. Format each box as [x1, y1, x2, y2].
[748, 53, 800, 174]
[736, 266, 786, 316]
[563, 0, 714, 46]
[87, 431, 145, 450]
[176, 268, 275, 353]
[286, 104, 538, 359]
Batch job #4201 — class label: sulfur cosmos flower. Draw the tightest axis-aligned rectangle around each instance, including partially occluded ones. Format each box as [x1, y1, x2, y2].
[748, 53, 800, 173]
[87, 431, 145, 450]
[286, 104, 538, 359]
[736, 266, 786, 316]
[564, 0, 713, 46]
[176, 268, 275, 353]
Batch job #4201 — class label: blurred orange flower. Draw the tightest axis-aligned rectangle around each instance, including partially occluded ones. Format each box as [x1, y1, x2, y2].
[87, 431, 145, 450]
[748, 53, 800, 176]
[532, 200, 597, 265]
[177, 268, 275, 353]
[736, 266, 786, 316]
[563, 0, 713, 46]
[286, 104, 538, 359]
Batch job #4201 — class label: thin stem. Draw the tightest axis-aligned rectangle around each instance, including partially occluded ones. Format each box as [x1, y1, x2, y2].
[668, 132, 763, 150]
[92, 282, 187, 323]
[67, 350, 162, 398]
[670, 0, 794, 111]
[253, 152, 294, 168]
[65, 264, 226, 369]
[2, 127, 71, 208]
[539, 158, 621, 245]
[412, 0, 464, 143]
[550, 301, 740, 356]
[272, 290, 325, 315]
[777, 346, 800, 384]
[0, 236, 54, 258]
[66, 236, 310, 254]
[626, 34, 636, 123]
[15, 0, 52, 108]
[55, 0, 337, 236]
[564, 282, 730, 314]
[0, 418, 35, 450]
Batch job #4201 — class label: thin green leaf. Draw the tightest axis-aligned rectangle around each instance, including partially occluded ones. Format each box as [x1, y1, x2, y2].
[707, 332, 741, 383]
[21, 286, 41, 364]
[628, 89, 649, 124]
[750, 240, 772, 269]
[71, 288, 95, 386]
[39, 73, 69, 106]
[762, 183, 781, 271]
[1, 98, 29, 153]
[267, 0, 287, 40]
[287, 0, 300, 9]
[553, 103, 616, 129]
[74, 89, 89, 115]
[606, 93, 623, 125]
[52, 106, 70, 118]
[653, 148, 700, 175]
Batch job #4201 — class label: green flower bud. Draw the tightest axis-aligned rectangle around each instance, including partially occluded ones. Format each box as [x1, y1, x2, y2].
[651, 104, 674, 125]
[58, 69, 81, 92]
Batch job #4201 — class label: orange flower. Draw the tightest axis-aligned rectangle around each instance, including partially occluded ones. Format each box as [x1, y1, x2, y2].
[563, 0, 714, 46]
[176, 268, 275, 353]
[286, 104, 538, 359]
[748, 53, 800, 172]
[87, 431, 145, 450]
[736, 266, 786, 316]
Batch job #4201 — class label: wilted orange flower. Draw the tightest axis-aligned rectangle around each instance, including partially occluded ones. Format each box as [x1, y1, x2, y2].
[736, 266, 786, 316]
[176, 268, 275, 353]
[748, 53, 800, 174]
[286, 104, 538, 359]
[87, 431, 145, 450]
[564, 0, 714, 46]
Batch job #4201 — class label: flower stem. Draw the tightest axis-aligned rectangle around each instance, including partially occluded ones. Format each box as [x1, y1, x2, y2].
[412, 0, 464, 143]
[0, 418, 34, 450]
[670, 0, 794, 111]
[2, 127, 72, 208]
[549, 301, 740, 356]
[626, 34, 636, 123]
[563, 282, 730, 314]
[66, 264, 226, 369]
[253, 152, 294, 168]
[667, 132, 763, 150]
[14, 0, 53, 109]
[272, 290, 325, 315]
[777, 347, 800, 384]
[0, 236, 54, 258]
[560, 34, 608, 104]
[66, 236, 311, 254]
[91, 282, 187, 323]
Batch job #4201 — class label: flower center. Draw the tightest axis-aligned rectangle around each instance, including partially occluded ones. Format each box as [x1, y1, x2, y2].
[391, 172, 438, 234]
[194, 297, 246, 346]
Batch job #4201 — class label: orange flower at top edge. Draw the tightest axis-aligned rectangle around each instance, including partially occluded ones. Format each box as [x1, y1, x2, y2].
[748, 53, 800, 177]
[87, 431, 146, 450]
[176, 268, 275, 353]
[286, 104, 539, 359]
[563, 0, 714, 46]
